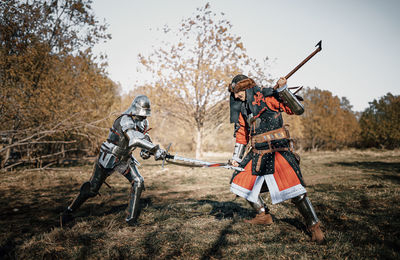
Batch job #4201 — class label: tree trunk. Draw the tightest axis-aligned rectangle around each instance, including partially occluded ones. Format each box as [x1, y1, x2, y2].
[1, 138, 12, 169]
[195, 128, 202, 159]
[311, 135, 317, 151]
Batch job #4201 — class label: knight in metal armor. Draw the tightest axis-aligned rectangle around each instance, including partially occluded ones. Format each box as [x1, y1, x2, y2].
[61, 95, 166, 226]
[228, 75, 325, 243]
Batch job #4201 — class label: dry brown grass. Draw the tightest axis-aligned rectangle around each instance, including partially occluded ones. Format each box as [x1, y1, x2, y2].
[1, 149, 399, 259]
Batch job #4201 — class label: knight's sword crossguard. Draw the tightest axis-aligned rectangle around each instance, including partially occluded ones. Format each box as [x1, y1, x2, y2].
[162, 143, 172, 168]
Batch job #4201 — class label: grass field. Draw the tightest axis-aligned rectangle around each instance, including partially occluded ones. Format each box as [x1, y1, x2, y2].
[1, 149, 399, 259]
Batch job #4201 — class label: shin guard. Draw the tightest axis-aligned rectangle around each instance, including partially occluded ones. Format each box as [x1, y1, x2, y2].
[292, 194, 319, 227]
[125, 163, 144, 225]
[248, 195, 269, 214]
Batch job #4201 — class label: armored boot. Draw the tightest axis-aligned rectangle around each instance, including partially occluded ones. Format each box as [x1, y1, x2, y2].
[125, 163, 144, 226]
[60, 208, 74, 227]
[60, 163, 107, 227]
[292, 194, 325, 243]
[60, 182, 94, 227]
[244, 195, 273, 225]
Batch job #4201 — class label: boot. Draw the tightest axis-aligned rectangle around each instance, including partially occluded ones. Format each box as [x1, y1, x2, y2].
[60, 208, 74, 227]
[292, 194, 325, 243]
[244, 212, 273, 225]
[308, 222, 325, 243]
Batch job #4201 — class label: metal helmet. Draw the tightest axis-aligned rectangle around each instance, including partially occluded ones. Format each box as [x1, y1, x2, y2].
[124, 95, 151, 116]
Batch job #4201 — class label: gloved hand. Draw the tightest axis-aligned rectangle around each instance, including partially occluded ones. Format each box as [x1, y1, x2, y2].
[231, 160, 240, 167]
[154, 148, 167, 161]
[275, 77, 287, 90]
[140, 149, 151, 160]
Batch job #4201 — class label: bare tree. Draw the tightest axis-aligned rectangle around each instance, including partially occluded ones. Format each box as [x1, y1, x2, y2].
[138, 3, 269, 158]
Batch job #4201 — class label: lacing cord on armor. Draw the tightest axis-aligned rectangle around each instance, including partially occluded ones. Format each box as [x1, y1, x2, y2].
[110, 127, 120, 136]
[249, 125, 295, 172]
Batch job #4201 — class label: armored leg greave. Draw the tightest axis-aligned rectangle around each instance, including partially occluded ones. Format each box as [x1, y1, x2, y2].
[68, 163, 109, 212]
[248, 195, 270, 214]
[124, 163, 144, 225]
[292, 194, 319, 227]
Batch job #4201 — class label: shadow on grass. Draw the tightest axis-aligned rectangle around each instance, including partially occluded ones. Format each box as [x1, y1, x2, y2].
[0, 181, 134, 259]
[309, 182, 400, 257]
[195, 199, 250, 220]
[0, 183, 78, 259]
[140, 199, 241, 260]
[330, 161, 400, 183]
[279, 217, 307, 233]
[200, 219, 236, 260]
[138, 198, 245, 259]
[142, 224, 188, 259]
[141, 194, 252, 220]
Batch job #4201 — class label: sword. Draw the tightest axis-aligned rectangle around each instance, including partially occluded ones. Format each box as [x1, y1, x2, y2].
[165, 154, 244, 171]
[162, 144, 244, 171]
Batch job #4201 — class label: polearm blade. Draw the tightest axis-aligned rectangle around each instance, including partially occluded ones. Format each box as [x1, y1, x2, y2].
[273, 40, 322, 89]
[165, 154, 244, 172]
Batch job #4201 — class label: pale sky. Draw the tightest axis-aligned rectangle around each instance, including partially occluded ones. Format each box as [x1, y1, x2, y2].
[92, 0, 400, 112]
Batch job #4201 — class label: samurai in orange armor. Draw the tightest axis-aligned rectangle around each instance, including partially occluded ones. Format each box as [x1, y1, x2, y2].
[228, 74, 324, 243]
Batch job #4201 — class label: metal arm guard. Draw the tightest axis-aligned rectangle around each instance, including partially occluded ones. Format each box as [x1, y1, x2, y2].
[276, 84, 304, 115]
[232, 143, 246, 163]
[125, 129, 159, 154]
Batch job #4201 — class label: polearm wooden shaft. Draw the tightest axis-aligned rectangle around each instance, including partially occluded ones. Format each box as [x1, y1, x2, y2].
[274, 40, 322, 89]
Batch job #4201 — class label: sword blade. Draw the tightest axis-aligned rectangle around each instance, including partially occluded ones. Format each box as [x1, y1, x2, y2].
[171, 155, 212, 165]
[166, 154, 244, 171]
[206, 163, 244, 172]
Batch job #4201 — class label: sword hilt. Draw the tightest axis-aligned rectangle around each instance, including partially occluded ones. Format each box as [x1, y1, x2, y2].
[165, 154, 174, 159]
[162, 143, 172, 168]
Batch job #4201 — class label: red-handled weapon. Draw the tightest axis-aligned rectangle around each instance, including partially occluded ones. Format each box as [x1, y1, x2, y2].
[161, 143, 244, 172]
[274, 40, 322, 89]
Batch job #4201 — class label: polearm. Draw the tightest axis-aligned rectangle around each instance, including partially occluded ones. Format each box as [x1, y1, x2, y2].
[274, 40, 322, 89]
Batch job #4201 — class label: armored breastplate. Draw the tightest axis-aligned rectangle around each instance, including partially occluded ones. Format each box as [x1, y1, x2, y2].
[103, 115, 134, 162]
[107, 116, 129, 149]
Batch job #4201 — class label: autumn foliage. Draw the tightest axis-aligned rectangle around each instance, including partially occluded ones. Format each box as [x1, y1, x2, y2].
[0, 0, 117, 169]
[1, 2, 399, 171]
[299, 88, 360, 150]
[359, 93, 400, 149]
